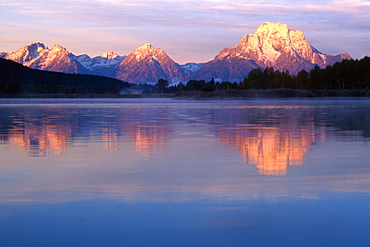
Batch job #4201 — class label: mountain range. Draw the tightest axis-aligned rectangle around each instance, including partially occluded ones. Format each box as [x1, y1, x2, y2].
[1, 22, 351, 84]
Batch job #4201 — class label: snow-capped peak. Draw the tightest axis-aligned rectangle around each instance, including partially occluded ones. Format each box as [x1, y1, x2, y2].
[226, 22, 325, 69]
[255, 22, 290, 36]
[117, 43, 186, 84]
[1, 23, 351, 84]
[100, 52, 119, 59]
[74, 51, 125, 71]
[138, 43, 152, 50]
[191, 22, 351, 82]
[4, 42, 48, 65]
[51, 44, 66, 52]
[29, 41, 46, 48]
[130, 43, 165, 61]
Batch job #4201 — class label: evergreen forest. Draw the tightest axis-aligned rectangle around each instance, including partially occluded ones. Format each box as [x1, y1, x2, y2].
[1, 56, 370, 97]
[166, 56, 370, 94]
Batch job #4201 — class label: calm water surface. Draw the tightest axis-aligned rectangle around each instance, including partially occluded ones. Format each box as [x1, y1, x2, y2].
[0, 98, 370, 246]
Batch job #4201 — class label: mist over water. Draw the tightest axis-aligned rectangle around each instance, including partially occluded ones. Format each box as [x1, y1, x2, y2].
[0, 99, 370, 246]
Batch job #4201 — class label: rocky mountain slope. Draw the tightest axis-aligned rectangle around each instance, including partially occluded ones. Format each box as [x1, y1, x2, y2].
[73, 52, 126, 78]
[116, 43, 186, 84]
[1, 22, 351, 84]
[189, 22, 351, 82]
[180, 62, 206, 74]
[1, 42, 79, 73]
[0, 42, 126, 77]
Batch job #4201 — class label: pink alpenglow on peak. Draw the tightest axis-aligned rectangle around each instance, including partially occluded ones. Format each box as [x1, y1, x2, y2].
[1, 42, 127, 78]
[100, 52, 119, 59]
[3, 42, 47, 65]
[51, 44, 66, 52]
[139, 43, 152, 49]
[2, 42, 78, 73]
[116, 43, 186, 84]
[190, 22, 351, 82]
[1, 22, 351, 83]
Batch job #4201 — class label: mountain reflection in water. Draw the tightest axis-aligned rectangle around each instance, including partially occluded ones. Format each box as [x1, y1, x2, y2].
[215, 106, 325, 175]
[1, 99, 370, 247]
[217, 123, 316, 175]
[1, 108, 73, 157]
[1, 101, 369, 176]
[0, 104, 172, 158]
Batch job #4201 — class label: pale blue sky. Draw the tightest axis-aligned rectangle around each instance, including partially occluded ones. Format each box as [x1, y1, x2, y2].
[1, 0, 369, 63]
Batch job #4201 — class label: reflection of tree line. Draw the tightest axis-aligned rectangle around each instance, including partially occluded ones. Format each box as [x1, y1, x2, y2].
[1, 105, 369, 174]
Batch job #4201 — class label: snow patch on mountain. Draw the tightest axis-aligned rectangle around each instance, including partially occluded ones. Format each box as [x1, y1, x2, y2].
[0, 52, 8, 58]
[190, 22, 351, 82]
[4, 42, 47, 65]
[181, 62, 205, 74]
[1, 23, 351, 84]
[74, 52, 126, 70]
[74, 54, 92, 68]
[100, 52, 119, 59]
[2, 42, 128, 78]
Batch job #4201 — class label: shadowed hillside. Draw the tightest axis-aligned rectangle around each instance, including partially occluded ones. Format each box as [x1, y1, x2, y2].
[0, 58, 131, 95]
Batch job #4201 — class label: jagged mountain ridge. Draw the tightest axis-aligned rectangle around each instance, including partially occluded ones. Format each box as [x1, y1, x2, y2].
[1, 42, 79, 73]
[190, 22, 351, 82]
[0, 42, 127, 78]
[116, 43, 186, 84]
[1, 22, 351, 84]
[1, 42, 189, 83]
[73, 52, 126, 78]
[180, 62, 206, 74]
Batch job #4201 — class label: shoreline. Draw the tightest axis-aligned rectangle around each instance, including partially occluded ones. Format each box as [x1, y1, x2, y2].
[1, 89, 370, 100]
[172, 89, 370, 100]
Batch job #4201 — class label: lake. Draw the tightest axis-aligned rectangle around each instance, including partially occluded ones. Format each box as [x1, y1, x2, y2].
[0, 98, 370, 246]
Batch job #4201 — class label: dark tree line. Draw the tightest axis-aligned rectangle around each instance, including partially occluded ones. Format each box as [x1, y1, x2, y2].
[238, 56, 370, 90]
[155, 79, 239, 93]
[0, 58, 131, 95]
[2, 55, 370, 96]
[0, 79, 125, 95]
[0, 79, 21, 94]
[155, 56, 370, 93]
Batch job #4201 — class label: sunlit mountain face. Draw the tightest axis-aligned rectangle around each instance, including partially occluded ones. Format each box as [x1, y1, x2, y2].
[116, 43, 186, 84]
[1, 22, 350, 84]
